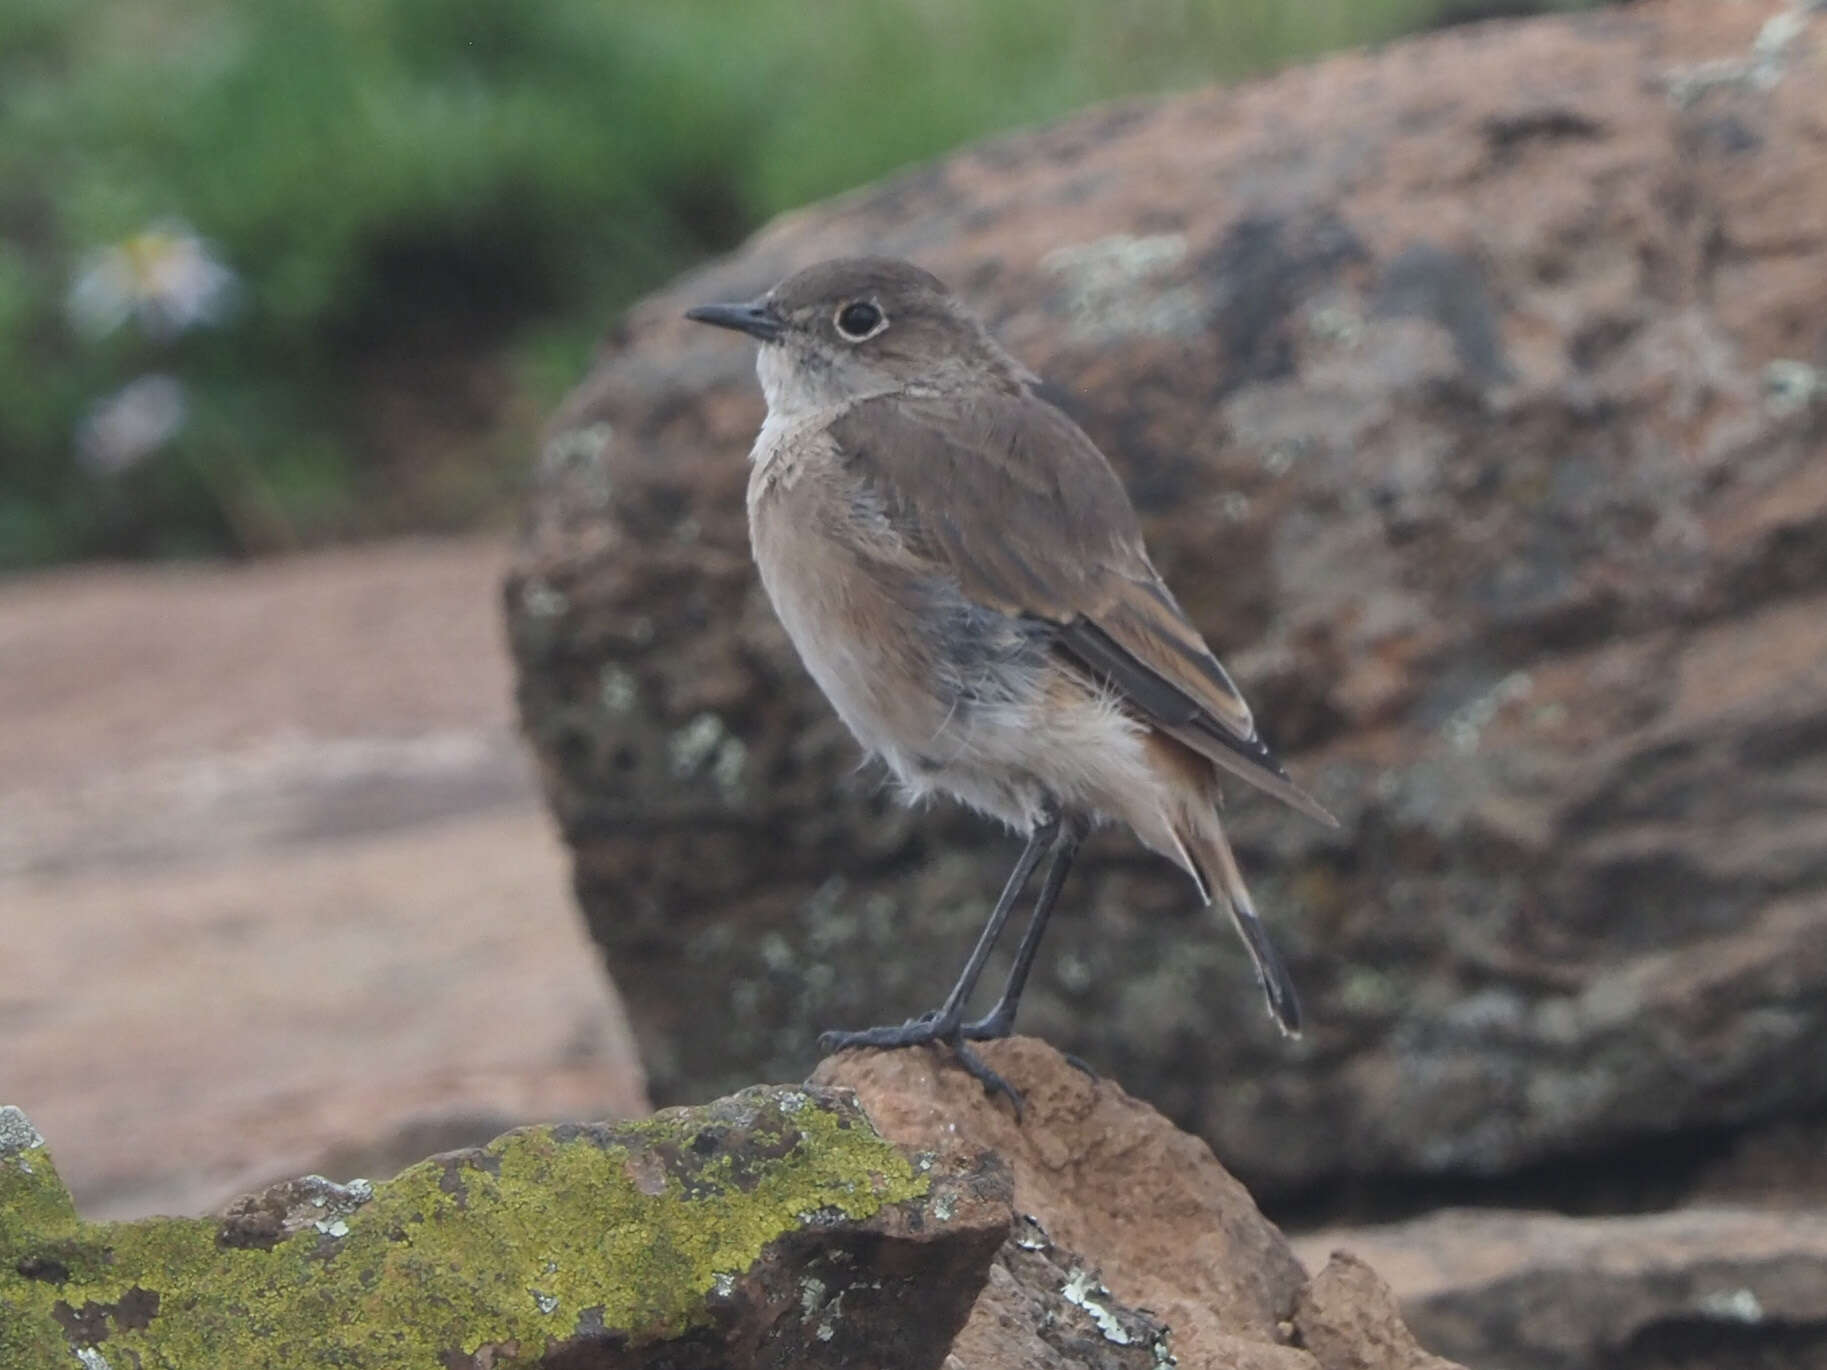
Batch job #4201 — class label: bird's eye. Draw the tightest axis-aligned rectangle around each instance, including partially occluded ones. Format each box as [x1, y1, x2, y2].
[834, 300, 886, 341]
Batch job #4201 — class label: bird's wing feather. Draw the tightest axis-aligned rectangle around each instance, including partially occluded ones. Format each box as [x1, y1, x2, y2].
[825, 389, 1334, 824]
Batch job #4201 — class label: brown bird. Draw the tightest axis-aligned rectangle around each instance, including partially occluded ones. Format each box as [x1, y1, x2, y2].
[687, 257, 1334, 1100]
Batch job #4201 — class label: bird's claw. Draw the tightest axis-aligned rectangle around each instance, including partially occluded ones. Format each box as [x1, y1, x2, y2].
[949, 1040, 1024, 1117]
[816, 1011, 956, 1055]
[816, 1012, 1024, 1115]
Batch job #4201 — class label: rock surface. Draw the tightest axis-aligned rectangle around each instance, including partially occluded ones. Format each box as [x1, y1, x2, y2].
[3, 1044, 1462, 1369]
[0, 537, 647, 1221]
[1293, 1254, 1461, 1370]
[948, 1214, 1175, 1370]
[1297, 1204, 1827, 1370]
[0, 1091, 1005, 1370]
[819, 1037, 1464, 1369]
[508, 0, 1827, 1194]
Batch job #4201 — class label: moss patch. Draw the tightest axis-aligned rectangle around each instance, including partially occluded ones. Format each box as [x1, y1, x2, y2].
[1, 1088, 924, 1367]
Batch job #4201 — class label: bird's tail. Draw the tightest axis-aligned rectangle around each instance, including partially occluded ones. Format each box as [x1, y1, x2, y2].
[1172, 809, 1303, 1037]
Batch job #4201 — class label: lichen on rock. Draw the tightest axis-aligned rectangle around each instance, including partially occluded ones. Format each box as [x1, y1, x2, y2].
[1, 1088, 1003, 1369]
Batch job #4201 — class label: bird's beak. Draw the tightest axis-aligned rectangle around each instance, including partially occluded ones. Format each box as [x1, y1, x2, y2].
[684, 299, 785, 343]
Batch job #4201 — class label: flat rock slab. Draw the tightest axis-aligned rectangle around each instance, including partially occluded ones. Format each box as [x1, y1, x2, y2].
[0, 538, 646, 1219]
[1298, 1204, 1827, 1370]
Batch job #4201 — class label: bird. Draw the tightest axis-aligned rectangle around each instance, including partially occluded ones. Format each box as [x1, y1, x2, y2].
[685, 256, 1334, 1103]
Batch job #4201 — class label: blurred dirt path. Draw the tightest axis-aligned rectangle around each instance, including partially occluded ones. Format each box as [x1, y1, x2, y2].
[0, 536, 648, 1219]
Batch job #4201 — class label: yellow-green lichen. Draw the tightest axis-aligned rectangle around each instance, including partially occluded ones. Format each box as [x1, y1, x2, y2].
[1, 1088, 925, 1368]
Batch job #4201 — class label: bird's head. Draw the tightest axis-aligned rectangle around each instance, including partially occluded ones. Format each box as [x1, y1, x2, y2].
[686, 256, 1026, 415]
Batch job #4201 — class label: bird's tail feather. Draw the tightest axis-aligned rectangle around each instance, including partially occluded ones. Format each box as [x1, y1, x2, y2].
[1177, 812, 1303, 1037]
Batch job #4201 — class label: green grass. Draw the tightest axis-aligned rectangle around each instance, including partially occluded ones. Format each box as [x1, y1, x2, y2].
[0, 0, 1598, 568]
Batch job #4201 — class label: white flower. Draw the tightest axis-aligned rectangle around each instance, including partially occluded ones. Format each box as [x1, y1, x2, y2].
[75, 374, 187, 475]
[67, 221, 239, 341]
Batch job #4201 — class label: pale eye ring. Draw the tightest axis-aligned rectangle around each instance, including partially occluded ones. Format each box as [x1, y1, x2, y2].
[834, 299, 888, 341]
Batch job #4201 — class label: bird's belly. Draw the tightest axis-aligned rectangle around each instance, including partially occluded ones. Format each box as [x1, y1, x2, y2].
[753, 505, 953, 757]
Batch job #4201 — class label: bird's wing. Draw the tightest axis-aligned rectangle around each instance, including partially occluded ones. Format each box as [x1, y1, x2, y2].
[825, 389, 1334, 825]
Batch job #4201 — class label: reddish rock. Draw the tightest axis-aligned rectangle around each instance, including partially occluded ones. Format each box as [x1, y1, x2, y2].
[8, 1050, 1459, 1369]
[1294, 1254, 1461, 1370]
[508, 0, 1827, 1194]
[819, 1038, 1304, 1353]
[821, 1039, 1465, 1370]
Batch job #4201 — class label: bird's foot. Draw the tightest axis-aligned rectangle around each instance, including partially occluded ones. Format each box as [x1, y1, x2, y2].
[959, 1009, 1088, 1092]
[949, 1040, 1023, 1117]
[818, 1012, 1023, 1115]
[816, 1008, 951, 1055]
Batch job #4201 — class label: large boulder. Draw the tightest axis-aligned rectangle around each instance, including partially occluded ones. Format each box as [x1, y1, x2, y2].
[507, 0, 1827, 1195]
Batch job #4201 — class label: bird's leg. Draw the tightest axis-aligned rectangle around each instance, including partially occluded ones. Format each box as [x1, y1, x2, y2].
[961, 815, 1084, 1041]
[816, 815, 1058, 1055]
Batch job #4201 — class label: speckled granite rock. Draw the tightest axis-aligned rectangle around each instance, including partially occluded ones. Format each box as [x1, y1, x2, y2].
[946, 1214, 1175, 1370]
[507, 0, 1827, 1196]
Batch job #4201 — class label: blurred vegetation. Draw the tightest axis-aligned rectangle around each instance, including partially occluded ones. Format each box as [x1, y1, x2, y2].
[0, 0, 1600, 569]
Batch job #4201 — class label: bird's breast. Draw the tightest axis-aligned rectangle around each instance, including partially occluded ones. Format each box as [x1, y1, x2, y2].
[747, 420, 1078, 837]
[749, 451, 940, 746]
